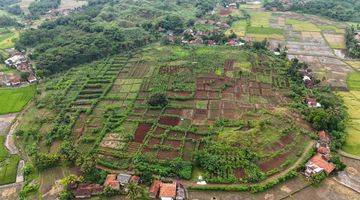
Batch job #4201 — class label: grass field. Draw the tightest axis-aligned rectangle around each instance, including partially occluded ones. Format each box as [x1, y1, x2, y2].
[347, 72, 360, 90]
[286, 19, 320, 32]
[0, 85, 36, 115]
[339, 91, 360, 156]
[346, 61, 360, 70]
[323, 33, 345, 49]
[225, 20, 247, 37]
[318, 25, 345, 34]
[250, 12, 271, 27]
[0, 29, 19, 50]
[0, 136, 9, 162]
[0, 155, 20, 185]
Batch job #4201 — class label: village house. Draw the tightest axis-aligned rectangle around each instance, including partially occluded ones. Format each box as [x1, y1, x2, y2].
[305, 153, 335, 177]
[149, 180, 162, 199]
[175, 183, 186, 200]
[73, 183, 103, 199]
[159, 182, 177, 200]
[104, 174, 120, 190]
[117, 173, 132, 186]
[306, 98, 321, 108]
[130, 175, 140, 184]
[27, 74, 37, 83]
[318, 130, 331, 145]
[5, 54, 26, 67]
[9, 76, 21, 86]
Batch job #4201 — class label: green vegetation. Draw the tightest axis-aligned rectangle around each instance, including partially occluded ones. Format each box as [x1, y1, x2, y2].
[264, 0, 360, 22]
[345, 26, 360, 58]
[0, 155, 20, 185]
[0, 28, 19, 49]
[347, 72, 360, 90]
[246, 26, 283, 35]
[286, 19, 320, 32]
[0, 85, 36, 114]
[249, 12, 271, 27]
[28, 0, 60, 18]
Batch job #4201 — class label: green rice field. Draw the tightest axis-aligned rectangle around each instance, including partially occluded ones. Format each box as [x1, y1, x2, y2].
[0, 85, 36, 115]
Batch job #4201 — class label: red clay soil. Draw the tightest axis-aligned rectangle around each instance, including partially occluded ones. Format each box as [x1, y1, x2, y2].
[154, 126, 165, 135]
[219, 7, 232, 15]
[157, 150, 180, 160]
[208, 91, 219, 100]
[134, 123, 152, 143]
[186, 132, 203, 140]
[208, 109, 220, 120]
[234, 168, 245, 179]
[267, 134, 294, 151]
[259, 151, 292, 172]
[168, 131, 184, 138]
[148, 138, 161, 148]
[195, 90, 208, 99]
[165, 108, 183, 115]
[133, 108, 146, 115]
[221, 92, 235, 100]
[195, 109, 207, 115]
[164, 140, 182, 149]
[159, 116, 181, 126]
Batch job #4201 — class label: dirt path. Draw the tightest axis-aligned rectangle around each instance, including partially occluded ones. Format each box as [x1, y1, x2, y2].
[5, 120, 19, 155]
[338, 150, 360, 161]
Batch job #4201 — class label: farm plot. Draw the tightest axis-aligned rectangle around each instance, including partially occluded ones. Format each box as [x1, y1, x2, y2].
[323, 33, 345, 49]
[0, 28, 19, 50]
[286, 19, 320, 32]
[225, 20, 247, 37]
[0, 85, 36, 115]
[339, 91, 360, 156]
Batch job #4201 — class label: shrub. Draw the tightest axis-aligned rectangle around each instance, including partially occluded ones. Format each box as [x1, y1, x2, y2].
[147, 93, 169, 107]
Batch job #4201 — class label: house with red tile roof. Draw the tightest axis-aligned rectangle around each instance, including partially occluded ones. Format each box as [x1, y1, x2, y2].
[305, 153, 335, 177]
[104, 174, 120, 190]
[159, 182, 177, 200]
[73, 183, 103, 199]
[318, 130, 330, 144]
[130, 175, 140, 184]
[149, 180, 162, 199]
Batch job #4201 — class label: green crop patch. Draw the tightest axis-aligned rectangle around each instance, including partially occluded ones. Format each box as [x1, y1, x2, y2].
[246, 26, 283, 35]
[0, 85, 36, 115]
[347, 72, 360, 90]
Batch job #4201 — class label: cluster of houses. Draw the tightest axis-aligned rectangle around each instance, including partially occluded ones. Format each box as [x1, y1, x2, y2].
[305, 131, 335, 177]
[70, 173, 140, 199]
[149, 180, 186, 200]
[2, 52, 37, 87]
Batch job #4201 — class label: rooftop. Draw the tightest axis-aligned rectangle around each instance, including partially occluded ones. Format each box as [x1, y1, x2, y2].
[310, 153, 335, 174]
[160, 182, 177, 198]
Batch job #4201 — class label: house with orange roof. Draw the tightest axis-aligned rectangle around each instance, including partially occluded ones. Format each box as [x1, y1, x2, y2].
[159, 182, 177, 200]
[104, 174, 120, 190]
[149, 180, 162, 199]
[305, 153, 335, 177]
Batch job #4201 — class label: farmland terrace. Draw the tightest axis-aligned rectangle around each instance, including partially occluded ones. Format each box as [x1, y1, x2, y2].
[13, 44, 317, 197]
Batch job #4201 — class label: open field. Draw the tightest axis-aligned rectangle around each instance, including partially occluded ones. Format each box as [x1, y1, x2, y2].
[59, 0, 87, 10]
[323, 33, 345, 49]
[0, 29, 19, 50]
[346, 61, 360, 70]
[225, 20, 247, 37]
[339, 91, 360, 156]
[347, 72, 360, 90]
[0, 85, 36, 115]
[286, 19, 320, 32]
[250, 12, 271, 27]
[0, 155, 20, 185]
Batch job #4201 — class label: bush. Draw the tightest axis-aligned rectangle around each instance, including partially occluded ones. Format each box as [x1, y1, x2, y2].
[310, 171, 327, 185]
[147, 93, 168, 107]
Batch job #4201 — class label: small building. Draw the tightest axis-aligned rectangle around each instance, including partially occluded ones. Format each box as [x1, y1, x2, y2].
[306, 98, 321, 108]
[10, 77, 21, 86]
[175, 183, 186, 200]
[104, 174, 120, 190]
[130, 175, 140, 184]
[303, 75, 311, 82]
[318, 130, 330, 144]
[317, 146, 330, 160]
[149, 180, 162, 199]
[228, 39, 237, 46]
[159, 182, 177, 200]
[5, 54, 26, 67]
[117, 173, 132, 186]
[305, 153, 335, 177]
[27, 74, 37, 83]
[73, 183, 103, 199]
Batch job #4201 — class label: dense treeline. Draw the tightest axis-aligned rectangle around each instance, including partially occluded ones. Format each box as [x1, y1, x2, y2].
[28, 0, 61, 18]
[345, 26, 360, 58]
[16, 0, 224, 76]
[0, 15, 20, 27]
[0, 0, 23, 15]
[17, 1, 152, 76]
[264, 0, 360, 22]
[288, 58, 348, 149]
